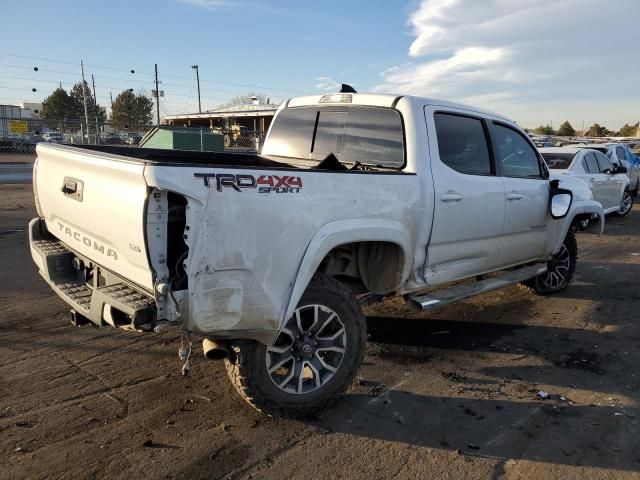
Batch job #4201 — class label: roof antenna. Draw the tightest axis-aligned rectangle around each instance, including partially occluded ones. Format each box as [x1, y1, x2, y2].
[340, 84, 357, 93]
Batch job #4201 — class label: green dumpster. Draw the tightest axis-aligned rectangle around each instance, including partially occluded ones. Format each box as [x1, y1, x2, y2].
[140, 126, 224, 152]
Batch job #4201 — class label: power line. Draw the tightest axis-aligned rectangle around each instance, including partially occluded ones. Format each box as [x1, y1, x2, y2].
[0, 52, 307, 94]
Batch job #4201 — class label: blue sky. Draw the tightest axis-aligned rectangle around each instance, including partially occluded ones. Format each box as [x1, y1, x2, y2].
[2, 0, 639, 129]
[1, 0, 414, 115]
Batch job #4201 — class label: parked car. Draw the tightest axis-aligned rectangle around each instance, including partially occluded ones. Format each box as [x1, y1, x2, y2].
[30, 92, 604, 417]
[574, 143, 640, 196]
[540, 147, 632, 218]
[123, 132, 142, 145]
[42, 132, 64, 143]
[100, 133, 125, 145]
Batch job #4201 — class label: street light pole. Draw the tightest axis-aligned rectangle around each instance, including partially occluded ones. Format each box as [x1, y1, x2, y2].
[154, 63, 160, 126]
[191, 65, 201, 113]
[80, 60, 90, 142]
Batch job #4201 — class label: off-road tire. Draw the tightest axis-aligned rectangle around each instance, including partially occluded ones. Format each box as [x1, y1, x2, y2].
[224, 273, 366, 418]
[614, 190, 634, 217]
[521, 229, 577, 295]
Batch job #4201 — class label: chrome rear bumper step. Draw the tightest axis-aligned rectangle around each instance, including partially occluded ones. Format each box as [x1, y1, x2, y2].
[407, 263, 547, 311]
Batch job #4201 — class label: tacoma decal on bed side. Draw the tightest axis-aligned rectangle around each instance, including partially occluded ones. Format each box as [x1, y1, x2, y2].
[194, 173, 302, 193]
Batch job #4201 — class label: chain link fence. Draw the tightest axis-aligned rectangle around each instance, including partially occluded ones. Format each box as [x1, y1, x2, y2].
[1, 116, 263, 155]
[0, 184, 35, 213]
[0, 117, 263, 213]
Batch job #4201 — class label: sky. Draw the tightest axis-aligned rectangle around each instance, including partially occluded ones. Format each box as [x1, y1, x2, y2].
[1, 0, 639, 129]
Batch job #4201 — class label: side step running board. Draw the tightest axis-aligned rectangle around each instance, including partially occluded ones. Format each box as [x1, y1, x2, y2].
[407, 264, 547, 311]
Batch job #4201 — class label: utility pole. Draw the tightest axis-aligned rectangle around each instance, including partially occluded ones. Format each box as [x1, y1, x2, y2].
[154, 63, 160, 125]
[191, 64, 201, 113]
[80, 60, 90, 143]
[91, 74, 100, 143]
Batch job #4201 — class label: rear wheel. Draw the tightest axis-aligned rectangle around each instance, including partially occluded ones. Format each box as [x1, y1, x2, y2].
[224, 273, 366, 418]
[523, 230, 577, 295]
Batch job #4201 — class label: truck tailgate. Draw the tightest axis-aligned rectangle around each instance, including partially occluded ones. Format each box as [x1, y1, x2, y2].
[35, 144, 153, 291]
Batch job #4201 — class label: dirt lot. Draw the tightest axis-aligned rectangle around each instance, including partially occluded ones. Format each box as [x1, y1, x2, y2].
[1, 184, 640, 480]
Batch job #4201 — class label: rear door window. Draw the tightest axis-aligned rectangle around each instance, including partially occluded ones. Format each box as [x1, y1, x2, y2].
[433, 113, 492, 175]
[583, 152, 599, 173]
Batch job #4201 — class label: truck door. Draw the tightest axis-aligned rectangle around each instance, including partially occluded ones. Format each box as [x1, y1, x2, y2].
[595, 151, 624, 209]
[580, 151, 608, 208]
[423, 108, 506, 283]
[489, 122, 550, 266]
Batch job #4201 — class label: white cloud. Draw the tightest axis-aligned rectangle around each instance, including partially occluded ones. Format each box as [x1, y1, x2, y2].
[316, 76, 356, 92]
[177, 0, 233, 10]
[377, 0, 640, 127]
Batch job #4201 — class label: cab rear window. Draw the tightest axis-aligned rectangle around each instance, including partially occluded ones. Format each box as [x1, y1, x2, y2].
[540, 152, 575, 170]
[264, 106, 405, 168]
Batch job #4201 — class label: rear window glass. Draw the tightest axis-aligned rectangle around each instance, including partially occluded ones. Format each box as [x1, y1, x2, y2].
[264, 106, 404, 168]
[434, 113, 492, 175]
[263, 107, 316, 159]
[541, 152, 575, 170]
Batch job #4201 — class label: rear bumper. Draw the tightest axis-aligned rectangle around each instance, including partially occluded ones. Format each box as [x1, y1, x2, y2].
[29, 217, 156, 330]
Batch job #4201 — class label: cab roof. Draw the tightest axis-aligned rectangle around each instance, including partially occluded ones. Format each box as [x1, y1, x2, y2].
[286, 93, 512, 122]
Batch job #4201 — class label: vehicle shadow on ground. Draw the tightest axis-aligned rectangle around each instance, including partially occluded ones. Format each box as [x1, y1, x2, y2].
[321, 391, 640, 472]
[553, 261, 640, 303]
[366, 315, 636, 397]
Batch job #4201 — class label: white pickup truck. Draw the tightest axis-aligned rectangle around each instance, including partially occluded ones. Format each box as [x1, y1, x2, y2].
[30, 91, 604, 417]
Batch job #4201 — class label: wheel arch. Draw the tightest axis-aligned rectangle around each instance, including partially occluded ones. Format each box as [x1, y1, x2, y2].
[283, 219, 414, 322]
[553, 199, 604, 253]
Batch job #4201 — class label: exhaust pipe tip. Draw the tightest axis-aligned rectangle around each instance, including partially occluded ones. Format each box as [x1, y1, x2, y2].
[202, 338, 229, 360]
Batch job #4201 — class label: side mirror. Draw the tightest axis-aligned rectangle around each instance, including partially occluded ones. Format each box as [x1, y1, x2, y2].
[617, 165, 628, 174]
[550, 182, 573, 219]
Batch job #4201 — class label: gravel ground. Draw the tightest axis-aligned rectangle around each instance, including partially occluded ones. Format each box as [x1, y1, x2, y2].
[1, 184, 639, 480]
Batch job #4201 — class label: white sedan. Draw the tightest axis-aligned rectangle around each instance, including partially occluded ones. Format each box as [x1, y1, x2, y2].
[540, 147, 632, 217]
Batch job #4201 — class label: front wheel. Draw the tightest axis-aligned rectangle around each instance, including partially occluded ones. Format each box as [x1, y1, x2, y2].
[614, 190, 634, 217]
[523, 230, 577, 295]
[224, 273, 366, 418]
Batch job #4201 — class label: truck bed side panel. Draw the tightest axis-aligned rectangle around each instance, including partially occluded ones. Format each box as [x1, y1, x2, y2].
[145, 166, 420, 341]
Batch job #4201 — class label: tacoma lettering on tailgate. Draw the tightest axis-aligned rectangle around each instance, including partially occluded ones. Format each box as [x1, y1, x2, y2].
[57, 222, 118, 260]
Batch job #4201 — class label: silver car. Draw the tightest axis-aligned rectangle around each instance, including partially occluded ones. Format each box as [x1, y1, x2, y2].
[574, 143, 640, 196]
[540, 147, 633, 217]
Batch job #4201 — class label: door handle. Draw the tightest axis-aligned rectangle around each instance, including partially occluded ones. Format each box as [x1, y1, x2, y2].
[507, 192, 523, 201]
[440, 191, 464, 203]
[589, 178, 596, 183]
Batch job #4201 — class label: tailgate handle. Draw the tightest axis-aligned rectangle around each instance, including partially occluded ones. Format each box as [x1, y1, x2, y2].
[62, 177, 84, 201]
[62, 180, 77, 194]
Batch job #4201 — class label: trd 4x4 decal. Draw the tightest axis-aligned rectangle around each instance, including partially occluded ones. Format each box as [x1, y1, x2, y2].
[194, 173, 302, 193]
